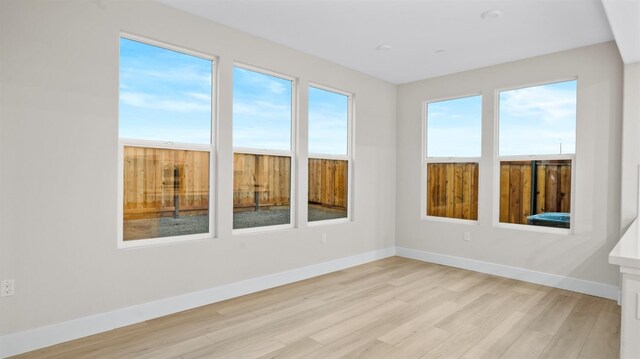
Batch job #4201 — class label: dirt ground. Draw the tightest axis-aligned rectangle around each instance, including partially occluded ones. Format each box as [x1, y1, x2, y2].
[123, 205, 347, 240]
[124, 214, 209, 241]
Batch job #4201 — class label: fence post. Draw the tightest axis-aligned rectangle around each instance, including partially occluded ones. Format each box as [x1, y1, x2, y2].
[174, 166, 180, 218]
[530, 160, 537, 216]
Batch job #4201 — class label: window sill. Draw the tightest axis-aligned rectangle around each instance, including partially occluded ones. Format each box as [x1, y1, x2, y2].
[308, 217, 350, 226]
[232, 223, 295, 236]
[118, 233, 214, 249]
[421, 215, 479, 225]
[494, 222, 573, 235]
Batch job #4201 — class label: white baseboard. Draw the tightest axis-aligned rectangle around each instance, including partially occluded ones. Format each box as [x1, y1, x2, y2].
[0, 247, 395, 358]
[396, 246, 619, 300]
[1, 245, 618, 358]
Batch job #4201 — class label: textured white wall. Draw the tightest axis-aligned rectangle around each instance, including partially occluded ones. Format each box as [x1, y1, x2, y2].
[396, 42, 623, 287]
[620, 62, 640, 229]
[0, 0, 397, 335]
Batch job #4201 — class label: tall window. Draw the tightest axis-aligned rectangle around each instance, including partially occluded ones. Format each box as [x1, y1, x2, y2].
[118, 36, 214, 246]
[498, 80, 576, 230]
[232, 66, 294, 231]
[308, 85, 351, 223]
[424, 95, 482, 220]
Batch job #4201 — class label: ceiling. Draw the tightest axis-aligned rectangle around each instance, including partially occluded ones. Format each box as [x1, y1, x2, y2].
[602, 0, 640, 63]
[157, 0, 615, 84]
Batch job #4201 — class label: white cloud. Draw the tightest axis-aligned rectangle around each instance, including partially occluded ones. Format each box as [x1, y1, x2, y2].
[500, 85, 576, 124]
[121, 65, 211, 86]
[233, 99, 291, 121]
[121, 92, 210, 112]
[186, 92, 212, 101]
[269, 81, 287, 94]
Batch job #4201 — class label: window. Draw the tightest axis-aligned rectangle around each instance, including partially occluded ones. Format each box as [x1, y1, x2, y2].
[497, 80, 576, 230]
[308, 85, 351, 223]
[118, 36, 214, 246]
[424, 95, 482, 220]
[232, 66, 295, 231]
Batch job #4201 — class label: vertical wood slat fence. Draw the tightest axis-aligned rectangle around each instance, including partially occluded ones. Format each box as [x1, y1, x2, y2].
[233, 153, 291, 209]
[233, 155, 348, 210]
[426, 163, 479, 220]
[123, 146, 210, 220]
[124, 150, 348, 217]
[499, 160, 571, 224]
[308, 158, 348, 208]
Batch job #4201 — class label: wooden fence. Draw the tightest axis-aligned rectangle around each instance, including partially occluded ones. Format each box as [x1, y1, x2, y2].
[123, 146, 209, 220]
[123, 149, 347, 217]
[499, 160, 571, 224]
[233, 155, 348, 209]
[308, 158, 348, 208]
[233, 153, 291, 208]
[426, 163, 479, 220]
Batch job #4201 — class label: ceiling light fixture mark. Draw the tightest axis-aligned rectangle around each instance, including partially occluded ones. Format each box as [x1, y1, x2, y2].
[481, 10, 502, 19]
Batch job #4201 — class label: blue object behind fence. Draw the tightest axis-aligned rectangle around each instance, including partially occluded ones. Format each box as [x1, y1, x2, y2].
[526, 212, 570, 229]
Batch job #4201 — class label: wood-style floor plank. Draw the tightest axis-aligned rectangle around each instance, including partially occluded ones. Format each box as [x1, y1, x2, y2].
[13, 257, 620, 359]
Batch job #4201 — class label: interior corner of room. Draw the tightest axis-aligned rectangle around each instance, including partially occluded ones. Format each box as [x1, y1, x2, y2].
[0, 0, 639, 358]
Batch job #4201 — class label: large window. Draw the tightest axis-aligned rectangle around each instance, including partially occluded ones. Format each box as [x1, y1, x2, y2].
[232, 66, 294, 231]
[424, 95, 482, 221]
[497, 80, 576, 230]
[308, 85, 351, 223]
[118, 36, 214, 246]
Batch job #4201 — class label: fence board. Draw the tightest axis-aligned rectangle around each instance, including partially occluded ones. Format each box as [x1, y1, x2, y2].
[123, 146, 209, 220]
[426, 163, 478, 220]
[499, 160, 571, 225]
[308, 158, 348, 208]
[233, 153, 291, 208]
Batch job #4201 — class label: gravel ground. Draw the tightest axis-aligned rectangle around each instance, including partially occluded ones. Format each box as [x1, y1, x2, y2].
[307, 204, 348, 222]
[124, 214, 209, 241]
[124, 205, 347, 240]
[233, 205, 347, 229]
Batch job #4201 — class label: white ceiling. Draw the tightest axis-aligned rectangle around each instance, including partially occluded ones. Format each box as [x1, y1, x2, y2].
[602, 0, 640, 63]
[157, 0, 615, 84]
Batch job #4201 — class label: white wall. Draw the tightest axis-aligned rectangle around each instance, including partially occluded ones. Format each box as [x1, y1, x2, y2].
[0, 0, 396, 336]
[621, 62, 640, 229]
[396, 42, 623, 287]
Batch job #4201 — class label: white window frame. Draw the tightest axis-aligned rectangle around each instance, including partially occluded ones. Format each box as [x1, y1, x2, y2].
[421, 93, 482, 224]
[232, 63, 297, 235]
[307, 83, 354, 226]
[117, 33, 217, 248]
[493, 78, 578, 235]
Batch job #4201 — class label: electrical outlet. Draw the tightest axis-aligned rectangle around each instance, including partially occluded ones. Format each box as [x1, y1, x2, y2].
[321, 233, 327, 244]
[1, 279, 15, 297]
[463, 232, 471, 241]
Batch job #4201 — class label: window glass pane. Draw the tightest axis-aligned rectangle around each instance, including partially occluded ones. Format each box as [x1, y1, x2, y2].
[308, 87, 348, 155]
[123, 146, 209, 240]
[499, 80, 576, 156]
[426, 163, 478, 220]
[499, 160, 571, 229]
[427, 95, 482, 158]
[119, 38, 212, 144]
[233, 67, 292, 151]
[233, 154, 291, 229]
[308, 159, 348, 222]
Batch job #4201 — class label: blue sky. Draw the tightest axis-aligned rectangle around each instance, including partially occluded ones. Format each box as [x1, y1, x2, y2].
[232, 67, 292, 150]
[427, 95, 482, 157]
[120, 39, 573, 157]
[119, 38, 212, 144]
[427, 80, 577, 158]
[308, 87, 348, 155]
[499, 80, 577, 156]
[119, 39, 348, 152]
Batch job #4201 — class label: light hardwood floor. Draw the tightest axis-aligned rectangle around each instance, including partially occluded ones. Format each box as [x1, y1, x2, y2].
[15, 257, 620, 359]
